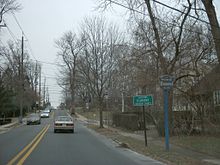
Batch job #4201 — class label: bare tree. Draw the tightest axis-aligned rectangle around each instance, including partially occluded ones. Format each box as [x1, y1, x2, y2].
[55, 31, 82, 113]
[0, 41, 37, 115]
[0, 0, 21, 24]
[97, 0, 217, 135]
[197, 0, 220, 63]
[77, 16, 124, 128]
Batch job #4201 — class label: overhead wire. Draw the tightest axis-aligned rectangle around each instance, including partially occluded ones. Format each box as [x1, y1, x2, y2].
[10, 13, 65, 80]
[107, 0, 217, 38]
[11, 12, 64, 68]
[152, 0, 210, 25]
[3, 13, 64, 104]
[11, 13, 66, 68]
[12, 12, 39, 61]
[4, 21, 18, 42]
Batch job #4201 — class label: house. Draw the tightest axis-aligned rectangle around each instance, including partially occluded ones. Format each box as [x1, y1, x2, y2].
[191, 64, 220, 110]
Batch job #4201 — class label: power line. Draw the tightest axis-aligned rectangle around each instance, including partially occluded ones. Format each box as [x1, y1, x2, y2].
[4, 22, 18, 42]
[108, 0, 214, 36]
[11, 12, 39, 61]
[109, 0, 209, 25]
[11, 13, 67, 67]
[152, 0, 210, 25]
[12, 12, 25, 35]
[8, 13, 66, 88]
[106, 0, 147, 16]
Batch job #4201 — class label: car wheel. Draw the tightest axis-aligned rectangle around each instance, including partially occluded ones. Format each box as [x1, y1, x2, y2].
[72, 129, 74, 133]
[54, 129, 57, 133]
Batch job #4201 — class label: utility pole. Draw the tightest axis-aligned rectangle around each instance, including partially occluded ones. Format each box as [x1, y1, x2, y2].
[43, 77, 46, 108]
[38, 65, 41, 108]
[19, 35, 24, 123]
[46, 87, 50, 104]
[34, 61, 38, 111]
[121, 78, 125, 113]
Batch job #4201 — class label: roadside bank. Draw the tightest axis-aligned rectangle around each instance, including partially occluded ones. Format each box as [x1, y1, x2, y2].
[76, 113, 220, 165]
[0, 118, 20, 134]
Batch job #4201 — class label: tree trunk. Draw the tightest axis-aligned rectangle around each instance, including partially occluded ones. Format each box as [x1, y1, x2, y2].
[144, 0, 167, 73]
[99, 98, 104, 128]
[202, 0, 220, 63]
[99, 108, 103, 128]
[200, 107, 205, 134]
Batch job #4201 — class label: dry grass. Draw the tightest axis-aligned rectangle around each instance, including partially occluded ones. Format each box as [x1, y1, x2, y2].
[88, 125, 216, 165]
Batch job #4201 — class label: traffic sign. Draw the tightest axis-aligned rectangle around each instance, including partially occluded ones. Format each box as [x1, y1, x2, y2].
[160, 75, 175, 89]
[133, 95, 153, 106]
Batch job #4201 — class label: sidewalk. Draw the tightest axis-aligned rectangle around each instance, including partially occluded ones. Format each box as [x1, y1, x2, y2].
[76, 113, 220, 165]
[0, 118, 19, 134]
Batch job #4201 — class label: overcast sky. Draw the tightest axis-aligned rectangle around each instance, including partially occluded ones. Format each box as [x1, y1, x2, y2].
[2, 0, 127, 107]
[1, 0, 220, 107]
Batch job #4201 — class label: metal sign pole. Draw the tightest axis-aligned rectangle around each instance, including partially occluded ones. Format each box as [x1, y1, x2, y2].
[163, 89, 170, 151]
[142, 104, 147, 147]
[160, 75, 174, 151]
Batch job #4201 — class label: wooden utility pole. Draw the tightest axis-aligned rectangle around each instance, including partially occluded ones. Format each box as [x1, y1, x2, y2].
[19, 35, 24, 123]
[34, 61, 38, 101]
[43, 77, 46, 107]
[38, 65, 41, 108]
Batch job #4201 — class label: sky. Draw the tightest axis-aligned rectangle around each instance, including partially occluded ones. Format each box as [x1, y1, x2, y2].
[1, 0, 220, 107]
[1, 0, 127, 107]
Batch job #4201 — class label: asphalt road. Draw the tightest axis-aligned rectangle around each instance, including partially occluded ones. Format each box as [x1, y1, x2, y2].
[0, 110, 164, 165]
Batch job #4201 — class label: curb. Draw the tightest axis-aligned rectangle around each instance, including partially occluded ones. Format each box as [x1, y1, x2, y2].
[3, 122, 18, 128]
[0, 121, 19, 134]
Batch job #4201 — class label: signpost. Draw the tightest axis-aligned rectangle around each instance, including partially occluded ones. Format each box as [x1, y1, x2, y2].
[133, 95, 153, 106]
[133, 95, 154, 147]
[159, 75, 175, 151]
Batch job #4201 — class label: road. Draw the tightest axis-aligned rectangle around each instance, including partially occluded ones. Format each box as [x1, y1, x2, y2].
[0, 110, 164, 165]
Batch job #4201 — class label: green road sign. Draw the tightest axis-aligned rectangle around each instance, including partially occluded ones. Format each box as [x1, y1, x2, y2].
[133, 95, 153, 106]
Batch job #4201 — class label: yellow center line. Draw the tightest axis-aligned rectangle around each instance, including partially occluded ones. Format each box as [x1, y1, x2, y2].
[17, 125, 50, 165]
[7, 125, 49, 165]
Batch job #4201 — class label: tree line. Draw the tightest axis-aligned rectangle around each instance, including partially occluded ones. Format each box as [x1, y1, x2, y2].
[0, 0, 48, 118]
[56, 0, 220, 134]
[1, 0, 219, 135]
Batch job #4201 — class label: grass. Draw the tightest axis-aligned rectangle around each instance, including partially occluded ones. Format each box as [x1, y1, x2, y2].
[171, 136, 220, 158]
[88, 125, 215, 165]
[77, 109, 220, 165]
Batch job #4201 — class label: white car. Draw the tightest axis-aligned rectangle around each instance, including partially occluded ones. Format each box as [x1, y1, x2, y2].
[43, 109, 50, 113]
[40, 111, 50, 118]
[54, 116, 74, 133]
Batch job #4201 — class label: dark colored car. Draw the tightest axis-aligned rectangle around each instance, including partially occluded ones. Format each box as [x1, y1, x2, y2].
[27, 113, 41, 125]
